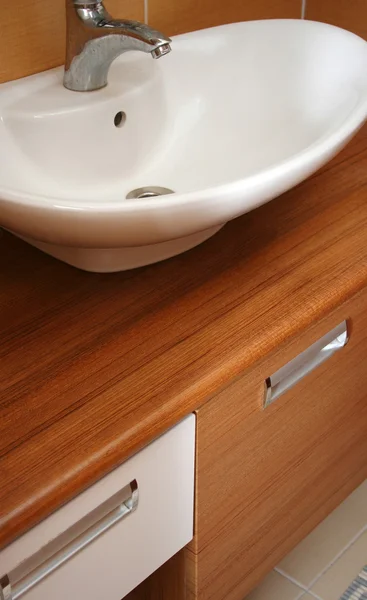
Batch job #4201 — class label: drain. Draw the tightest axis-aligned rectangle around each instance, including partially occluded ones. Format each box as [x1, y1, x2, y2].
[126, 186, 174, 199]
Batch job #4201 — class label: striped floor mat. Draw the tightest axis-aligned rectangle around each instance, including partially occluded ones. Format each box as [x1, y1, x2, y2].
[340, 566, 367, 600]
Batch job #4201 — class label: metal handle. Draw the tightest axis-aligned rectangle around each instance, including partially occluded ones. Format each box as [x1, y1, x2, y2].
[264, 321, 348, 408]
[1, 480, 138, 600]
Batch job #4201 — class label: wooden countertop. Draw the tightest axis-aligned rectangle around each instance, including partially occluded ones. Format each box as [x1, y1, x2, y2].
[1, 126, 367, 550]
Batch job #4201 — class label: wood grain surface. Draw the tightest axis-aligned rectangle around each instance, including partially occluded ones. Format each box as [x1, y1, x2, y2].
[124, 550, 186, 600]
[1, 125, 367, 550]
[187, 289, 367, 600]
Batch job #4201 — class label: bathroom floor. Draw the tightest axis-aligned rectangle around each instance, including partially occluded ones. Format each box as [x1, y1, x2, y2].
[246, 480, 367, 600]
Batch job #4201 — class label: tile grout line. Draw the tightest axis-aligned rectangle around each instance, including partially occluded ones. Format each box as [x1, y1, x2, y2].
[274, 568, 310, 593]
[144, 0, 149, 24]
[274, 568, 324, 600]
[307, 524, 367, 590]
[273, 572, 309, 600]
[301, 0, 306, 19]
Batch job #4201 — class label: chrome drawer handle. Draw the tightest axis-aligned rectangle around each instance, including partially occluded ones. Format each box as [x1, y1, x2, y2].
[1, 480, 138, 600]
[264, 321, 348, 408]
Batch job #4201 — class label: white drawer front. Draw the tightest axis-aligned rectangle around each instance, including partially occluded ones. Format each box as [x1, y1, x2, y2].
[0, 415, 195, 600]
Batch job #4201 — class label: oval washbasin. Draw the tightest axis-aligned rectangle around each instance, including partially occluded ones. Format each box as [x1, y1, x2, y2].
[0, 19, 366, 271]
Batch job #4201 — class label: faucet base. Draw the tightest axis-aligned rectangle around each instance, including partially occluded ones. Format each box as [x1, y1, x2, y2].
[16, 226, 225, 272]
[64, 37, 122, 92]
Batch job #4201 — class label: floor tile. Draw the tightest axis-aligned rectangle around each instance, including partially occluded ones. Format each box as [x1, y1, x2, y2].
[245, 570, 304, 600]
[277, 481, 367, 586]
[311, 530, 367, 600]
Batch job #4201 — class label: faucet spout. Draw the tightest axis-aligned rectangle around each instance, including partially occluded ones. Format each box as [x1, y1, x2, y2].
[64, 0, 172, 92]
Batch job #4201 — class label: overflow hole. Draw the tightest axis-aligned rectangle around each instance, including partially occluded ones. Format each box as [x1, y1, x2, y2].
[114, 111, 126, 128]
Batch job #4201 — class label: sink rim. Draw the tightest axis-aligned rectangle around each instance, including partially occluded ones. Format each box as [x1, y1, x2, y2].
[0, 103, 366, 214]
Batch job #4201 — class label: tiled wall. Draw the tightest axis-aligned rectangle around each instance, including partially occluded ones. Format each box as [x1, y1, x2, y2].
[148, 0, 300, 37]
[0, 0, 144, 84]
[306, 0, 367, 41]
[0, 0, 366, 85]
[0, 0, 300, 84]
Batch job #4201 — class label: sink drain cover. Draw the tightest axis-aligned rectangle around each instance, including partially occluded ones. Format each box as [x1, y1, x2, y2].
[126, 186, 174, 199]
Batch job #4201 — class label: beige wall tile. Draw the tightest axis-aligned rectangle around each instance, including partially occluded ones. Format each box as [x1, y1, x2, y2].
[149, 0, 302, 36]
[311, 530, 367, 600]
[0, 0, 144, 84]
[245, 570, 304, 600]
[277, 480, 367, 587]
[306, 0, 367, 40]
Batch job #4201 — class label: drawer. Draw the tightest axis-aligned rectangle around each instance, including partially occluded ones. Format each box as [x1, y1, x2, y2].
[0, 415, 195, 600]
[187, 291, 367, 600]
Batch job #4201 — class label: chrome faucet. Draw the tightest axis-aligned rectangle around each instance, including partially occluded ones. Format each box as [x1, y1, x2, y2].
[64, 0, 172, 92]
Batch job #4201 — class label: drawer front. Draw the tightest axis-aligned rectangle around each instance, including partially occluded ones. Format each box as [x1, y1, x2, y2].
[187, 291, 367, 600]
[0, 415, 195, 600]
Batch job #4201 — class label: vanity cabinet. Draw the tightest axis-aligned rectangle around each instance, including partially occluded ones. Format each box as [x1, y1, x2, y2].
[1, 125, 367, 600]
[0, 416, 195, 600]
[186, 289, 367, 600]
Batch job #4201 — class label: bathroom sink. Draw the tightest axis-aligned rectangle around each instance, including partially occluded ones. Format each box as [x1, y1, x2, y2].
[0, 19, 367, 271]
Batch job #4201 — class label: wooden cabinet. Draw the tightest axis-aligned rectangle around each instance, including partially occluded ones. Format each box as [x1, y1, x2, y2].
[124, 551, 187, 600]
[186, 290, 367, 600]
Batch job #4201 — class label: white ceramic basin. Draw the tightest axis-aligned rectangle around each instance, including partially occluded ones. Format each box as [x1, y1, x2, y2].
[1, 19, 367, 272]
